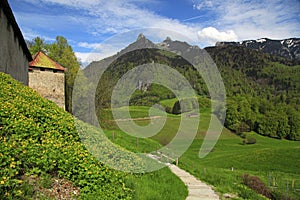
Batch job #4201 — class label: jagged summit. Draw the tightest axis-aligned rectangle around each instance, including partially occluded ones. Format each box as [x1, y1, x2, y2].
[164, 36, 172, 42]
[137, 33, 146, 41]
[118, 33, 155, 55]
[124, 33, 201, 57]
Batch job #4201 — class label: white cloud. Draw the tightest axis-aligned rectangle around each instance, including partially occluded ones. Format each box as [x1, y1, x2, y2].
[20, 27, 55, 42]
[78, 42, 102, 49]
[193, 0, 300, 40]
[75, 52, 105, 67]
[193, 0, 214, 10]
[220, 0, 299, 39]
[75, 41, 126, 66]
[23, 0, 101, 10]
[22, 0, 202, 45]
[85, 2, 201, 42]
[20, 0, 300, 52]
[198, 27, 237, 45]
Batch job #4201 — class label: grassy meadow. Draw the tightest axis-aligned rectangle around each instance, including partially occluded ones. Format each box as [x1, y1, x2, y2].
[108, 105, 300, 199]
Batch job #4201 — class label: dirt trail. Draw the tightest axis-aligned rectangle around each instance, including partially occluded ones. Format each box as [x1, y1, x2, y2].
[113, 116, 161, 121]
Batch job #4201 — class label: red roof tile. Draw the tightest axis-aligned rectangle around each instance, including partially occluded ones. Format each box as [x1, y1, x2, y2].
[29, 51, 66, 71]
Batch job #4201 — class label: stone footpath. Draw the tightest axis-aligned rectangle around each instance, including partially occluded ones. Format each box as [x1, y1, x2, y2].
[168, 164, 219, 200]
[148, 154, 219, 200]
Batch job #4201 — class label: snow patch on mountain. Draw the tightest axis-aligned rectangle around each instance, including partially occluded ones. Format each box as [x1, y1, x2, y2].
[216, 38, 300, 61]
[256, 38, 266, 43]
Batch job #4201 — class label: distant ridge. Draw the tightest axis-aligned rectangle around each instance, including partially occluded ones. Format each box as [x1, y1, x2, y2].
[84, 34, 300, 83]
[216, 38, 300, 62]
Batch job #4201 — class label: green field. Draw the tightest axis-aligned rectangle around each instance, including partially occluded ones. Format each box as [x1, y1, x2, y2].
[108, 106, 300, 199]
[2, 71, 299, 199]
[179, 132, 300, 199]
[0, 73, 188, 200]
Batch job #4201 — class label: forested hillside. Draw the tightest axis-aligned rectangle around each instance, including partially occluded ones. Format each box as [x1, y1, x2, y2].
[206, 46, 300, 140]
[85, 39, 300, 140]
[95, 48, 206, 107]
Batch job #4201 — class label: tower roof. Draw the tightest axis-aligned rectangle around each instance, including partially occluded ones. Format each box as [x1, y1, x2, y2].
[29, 51, 66, 71]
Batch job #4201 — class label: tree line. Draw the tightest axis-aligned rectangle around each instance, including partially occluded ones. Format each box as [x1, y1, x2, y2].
[223, 95, 300, 140]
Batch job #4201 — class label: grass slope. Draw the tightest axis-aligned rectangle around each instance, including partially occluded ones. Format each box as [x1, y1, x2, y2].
[0, 73, 132, 199]
[0, 73, 187, 200]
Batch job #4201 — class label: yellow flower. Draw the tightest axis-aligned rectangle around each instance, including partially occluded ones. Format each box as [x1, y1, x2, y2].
[10, 162, 16, 168]
[0, 180, 5, 184]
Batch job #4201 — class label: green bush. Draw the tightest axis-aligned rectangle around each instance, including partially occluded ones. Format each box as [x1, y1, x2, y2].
[246, 137, 257, 144]
[172, 97, 199, 114]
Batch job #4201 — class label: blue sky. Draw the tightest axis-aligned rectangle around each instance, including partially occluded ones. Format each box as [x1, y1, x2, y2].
[8, 0, 300, 64]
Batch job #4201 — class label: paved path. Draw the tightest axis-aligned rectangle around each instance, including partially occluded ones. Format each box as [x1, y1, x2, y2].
[168, 164, 219, 200]
[148, 154, 219, 200]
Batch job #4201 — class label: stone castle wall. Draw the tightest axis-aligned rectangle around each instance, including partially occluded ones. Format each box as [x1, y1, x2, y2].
[29, 68, 65, 109]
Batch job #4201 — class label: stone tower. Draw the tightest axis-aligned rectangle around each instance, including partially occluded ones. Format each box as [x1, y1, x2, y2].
[29, 51, 66, 109]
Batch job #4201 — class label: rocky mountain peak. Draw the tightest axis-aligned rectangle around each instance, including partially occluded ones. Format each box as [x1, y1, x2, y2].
[119, 33, 156, 55]
[137, 33, 146, 41]
[164, 36, 172, 42]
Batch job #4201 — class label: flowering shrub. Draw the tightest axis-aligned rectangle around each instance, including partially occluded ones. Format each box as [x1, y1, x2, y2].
[0, 73, 132, 199]
[242, 174, 272, 199]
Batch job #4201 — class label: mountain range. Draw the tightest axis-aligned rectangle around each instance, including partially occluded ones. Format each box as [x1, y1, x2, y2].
[84, 34, 300, 95]
[79, 34, 300, 140]
[124, 34, 300, 62]
[216, 38, 300, 62]
[84, 34, 300, 101]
